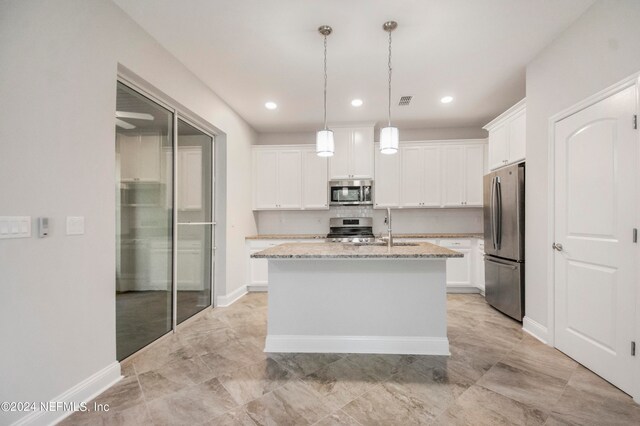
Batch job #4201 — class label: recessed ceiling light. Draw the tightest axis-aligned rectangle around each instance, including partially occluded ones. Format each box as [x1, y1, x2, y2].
[440, 96, 454, 104]
[351, 99, 363, 107]
[265, 101, 277, 110]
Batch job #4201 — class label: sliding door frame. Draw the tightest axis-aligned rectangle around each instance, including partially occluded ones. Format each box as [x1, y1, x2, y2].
[116, 75, 218, 337]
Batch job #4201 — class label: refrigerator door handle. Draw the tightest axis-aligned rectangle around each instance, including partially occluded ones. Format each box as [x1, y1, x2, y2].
[485, 257, 517, 270]
[490, 176, 496, 249]
[495, 176, 502, 250]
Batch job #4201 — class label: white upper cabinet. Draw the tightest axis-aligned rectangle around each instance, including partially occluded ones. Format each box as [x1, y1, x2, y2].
[400, 146, 424, 207]
[376, 140, 485, 209]
[400, 145, 443, 208]
[374, 143, 401, 207]
[484, 99, 526, 170]
[329, 126, 374, 179]
[442, 144, 485, 207]
[442, 146, 465, 207]
[488, 124, 508, 170]
[464, 144, 484, 206]
[118, 133, 162, 182]
[253, 150, 279, 209]
[252, 145, 327, 210]
[276, 150, 302, 209]
[302, 148, 329, 209]
[508, 109, 526, 163]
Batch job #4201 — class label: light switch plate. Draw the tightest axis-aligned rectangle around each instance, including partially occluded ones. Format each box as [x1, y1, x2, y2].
[0, 216, 31, 239]
[66, 216, 85, 236]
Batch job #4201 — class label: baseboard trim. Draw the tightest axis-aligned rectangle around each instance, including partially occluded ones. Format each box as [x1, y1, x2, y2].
[523, 316, 549, 344]
[446, 286, 481, 294]
[12, 362, 121, 426]
[216, 285, 247, 307]
[247, 285, 268, 292]
[264, 335, 450, 355]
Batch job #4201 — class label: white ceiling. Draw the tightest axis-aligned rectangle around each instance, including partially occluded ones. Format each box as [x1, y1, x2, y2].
[113, 0, 595, 133]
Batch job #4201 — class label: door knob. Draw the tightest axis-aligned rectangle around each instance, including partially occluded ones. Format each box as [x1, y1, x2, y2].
[552, 242, 563, 251]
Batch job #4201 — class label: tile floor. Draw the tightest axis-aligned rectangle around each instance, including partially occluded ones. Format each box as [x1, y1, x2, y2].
[62, 293, 640, 425]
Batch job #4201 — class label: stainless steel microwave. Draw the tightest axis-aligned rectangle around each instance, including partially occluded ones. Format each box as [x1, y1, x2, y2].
[329, 180, 373, 206]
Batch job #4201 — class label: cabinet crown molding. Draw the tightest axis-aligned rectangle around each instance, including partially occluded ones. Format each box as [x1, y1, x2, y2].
[483, 98, 526, 131]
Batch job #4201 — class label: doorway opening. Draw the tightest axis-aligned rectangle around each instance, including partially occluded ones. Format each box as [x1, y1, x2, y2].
[115, 81, 215, 360]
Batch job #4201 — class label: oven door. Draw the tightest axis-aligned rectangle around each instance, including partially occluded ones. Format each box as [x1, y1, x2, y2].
[330, 185, 363, 205]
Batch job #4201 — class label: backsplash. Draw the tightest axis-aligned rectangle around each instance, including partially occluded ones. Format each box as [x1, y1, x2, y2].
[255, 207, 483, 236]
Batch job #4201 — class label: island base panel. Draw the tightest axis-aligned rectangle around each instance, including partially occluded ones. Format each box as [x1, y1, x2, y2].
[264, 258, 449, 355]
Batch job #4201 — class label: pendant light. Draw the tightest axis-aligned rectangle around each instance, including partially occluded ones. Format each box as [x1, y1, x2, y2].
[316, 25, 334, 157]
[380, 21, 399, 155]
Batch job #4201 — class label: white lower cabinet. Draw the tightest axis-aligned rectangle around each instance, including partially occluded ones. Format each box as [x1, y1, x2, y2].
[246, 239, 324, 291]
[396, 238, 481, 292]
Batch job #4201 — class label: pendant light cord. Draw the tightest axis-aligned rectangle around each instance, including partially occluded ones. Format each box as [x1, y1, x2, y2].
[323, 34, 328, 130]
[387, 30, 393, 127]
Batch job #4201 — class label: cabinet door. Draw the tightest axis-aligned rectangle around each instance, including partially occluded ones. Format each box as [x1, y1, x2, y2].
[302, 149, 328, 209]
[253, 150, 278, 209]
[422, 146, 442, 207]
[137, 134, 161, 182]
[328, 128, 351, 179]
[117, 134, 137, 181]
[400, 146, 423, 207]
[350, 127, 374, 179]
[180, 148, 203, 211]
[445, 248, 472, 286]
[374, 143, 401, 208]
[249, 250, 269, 286]
[464, 145, 485, 206]
[441, 146, 465, 207]
[488, 125, 508, 170]
[277, 150, 302, 209]
[508, 110, 526, 164]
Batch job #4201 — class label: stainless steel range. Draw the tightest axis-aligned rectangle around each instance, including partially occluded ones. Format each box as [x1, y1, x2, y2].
[326, 217, 375, 243]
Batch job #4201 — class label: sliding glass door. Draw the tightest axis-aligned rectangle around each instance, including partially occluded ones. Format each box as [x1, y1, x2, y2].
[176, 119, 214, 323]
[115, 82, 214, 360]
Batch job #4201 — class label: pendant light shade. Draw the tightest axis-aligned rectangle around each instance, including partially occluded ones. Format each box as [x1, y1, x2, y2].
[380, 126, 399, 154]
[380, 21, 399, 155]
[316, 25, 334, 157]
[316, 129, 335, 157]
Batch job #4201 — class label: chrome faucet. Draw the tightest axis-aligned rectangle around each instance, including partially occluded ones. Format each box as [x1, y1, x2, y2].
[384, 208, 393, 248]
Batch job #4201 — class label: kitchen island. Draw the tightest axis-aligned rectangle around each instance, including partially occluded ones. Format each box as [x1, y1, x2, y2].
[251, 242, 462, 355]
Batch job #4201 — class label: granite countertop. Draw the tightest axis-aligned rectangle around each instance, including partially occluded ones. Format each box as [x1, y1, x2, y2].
[245, 234, 326, 240]
[251, 242, 463, 259]
[245, 233, 482, 240]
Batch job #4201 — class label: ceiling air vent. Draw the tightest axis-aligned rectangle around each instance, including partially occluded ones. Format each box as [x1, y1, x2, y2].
[398, 96, 412, 106]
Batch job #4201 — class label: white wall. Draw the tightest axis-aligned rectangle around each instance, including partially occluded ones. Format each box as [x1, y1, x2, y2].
[0, 1, 256, 424]
[256, 126, 487, 145]
[525, 0, 640, 337]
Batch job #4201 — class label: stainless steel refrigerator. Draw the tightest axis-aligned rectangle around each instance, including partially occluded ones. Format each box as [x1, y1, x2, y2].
[483, 162, 525, 321]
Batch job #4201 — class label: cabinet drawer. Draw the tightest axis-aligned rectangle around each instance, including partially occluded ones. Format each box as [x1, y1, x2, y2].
[438, 239, 471, 248]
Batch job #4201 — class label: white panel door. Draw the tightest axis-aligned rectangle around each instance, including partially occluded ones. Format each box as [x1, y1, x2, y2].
[351, 127, 374, 179]
[508, 109, 526, 164]
[441, 146, 465, 207]
[488, 124, 508, 170]
[400, 146, 423, 207]
[422, 147, 441, 207]
[329, 128, 351, 179]
[464, 145, 485, 206]
[375, 144, 401, 208]
[253, 150, 278, 209]
[554, 85, 637, 395]
[277, 150, 302, 209]
[302, 149, 328, 209]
